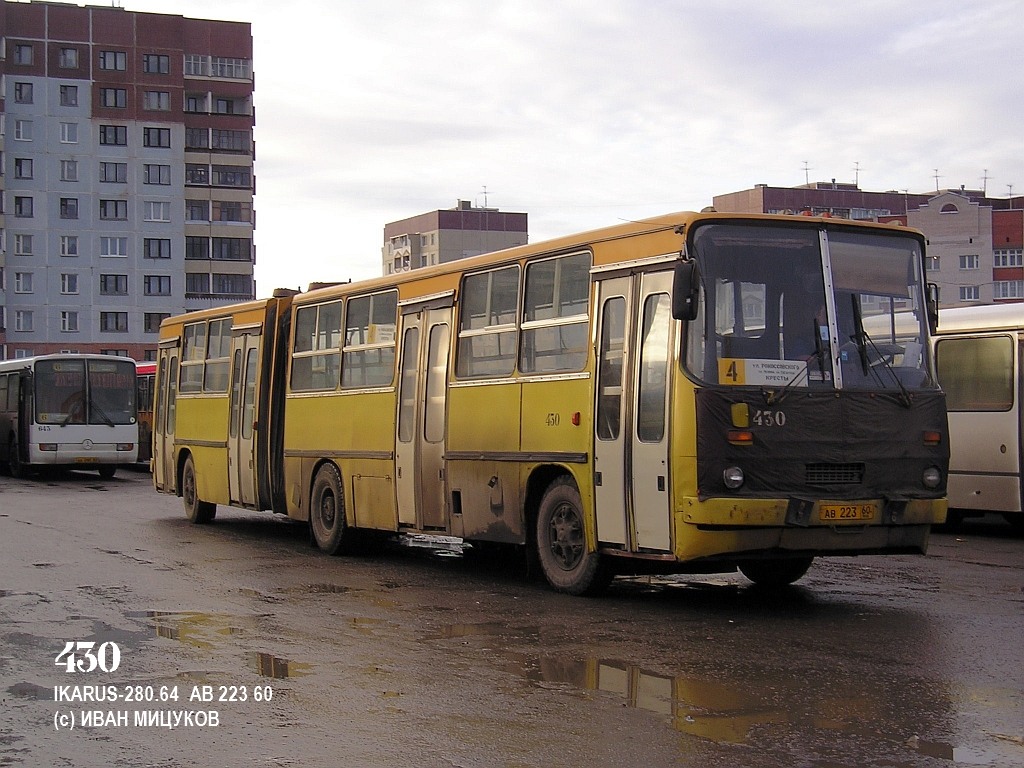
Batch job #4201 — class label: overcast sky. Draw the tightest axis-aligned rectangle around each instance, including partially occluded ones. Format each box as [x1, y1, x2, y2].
[128, 0, 1024, 297]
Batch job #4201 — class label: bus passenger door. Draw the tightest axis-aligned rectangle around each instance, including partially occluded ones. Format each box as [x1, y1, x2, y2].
[396, 306, 452, 531]
[228, 331, 261, 507]
[593, 272, 674, 553]
[153, 347, 178, 492]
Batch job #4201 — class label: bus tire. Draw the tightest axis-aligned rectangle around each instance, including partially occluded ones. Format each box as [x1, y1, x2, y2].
[98, 466, 117, 480]
[182, 455, 216, 524]
[738, 557, 813, 587]
[310, 464, 347, 555]
[8, 436, 27, 479]
[536, 478, 608, 596]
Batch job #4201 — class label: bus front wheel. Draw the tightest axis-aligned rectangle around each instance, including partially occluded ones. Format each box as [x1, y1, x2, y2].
[536, 478, 609, 596]
[182, 456, 216, 524]
[738, 557, 813, 587]
[310, 464, 347, 555]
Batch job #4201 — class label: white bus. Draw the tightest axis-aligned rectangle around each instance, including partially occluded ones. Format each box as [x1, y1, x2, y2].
[0, 354, 138, 478]
[934, 304, 1024, 527]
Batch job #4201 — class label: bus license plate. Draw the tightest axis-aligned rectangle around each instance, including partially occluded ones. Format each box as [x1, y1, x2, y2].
[818, 503, 878, 523]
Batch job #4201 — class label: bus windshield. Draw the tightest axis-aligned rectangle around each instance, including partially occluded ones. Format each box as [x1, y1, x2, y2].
[685, 222, 935, 393]
[35, 358, 137, 426]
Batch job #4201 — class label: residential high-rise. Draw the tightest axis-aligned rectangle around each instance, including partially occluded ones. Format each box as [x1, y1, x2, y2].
[1, 1, 255, 360]
[383, 200, 528, 275]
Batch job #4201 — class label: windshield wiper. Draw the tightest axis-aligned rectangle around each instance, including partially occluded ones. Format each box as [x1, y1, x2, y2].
[89, 400, 117, 427]
[850, 297, 912, 407]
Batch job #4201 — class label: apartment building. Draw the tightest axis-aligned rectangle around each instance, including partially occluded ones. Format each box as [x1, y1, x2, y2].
[0, 1, 255, 360]
[714, 182, 1024, 308]
[383, 200, 528, 275]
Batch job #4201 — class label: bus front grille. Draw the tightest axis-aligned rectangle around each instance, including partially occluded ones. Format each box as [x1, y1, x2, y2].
[805, 462, 865, 485]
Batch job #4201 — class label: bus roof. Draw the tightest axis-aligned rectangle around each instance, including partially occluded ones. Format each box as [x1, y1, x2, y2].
[936, 303, 1024, 335]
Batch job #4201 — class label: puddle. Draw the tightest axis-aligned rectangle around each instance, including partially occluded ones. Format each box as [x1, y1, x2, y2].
[7, 682, 50, 700]
[525, 657, 783, 744]
[252, 652, 312, 679]
[277, 583, 352, 595]
[128, 610, 244, 649]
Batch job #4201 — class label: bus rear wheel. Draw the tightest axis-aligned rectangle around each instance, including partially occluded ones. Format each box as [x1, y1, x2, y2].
[536, 478, 609, 596]
[738, 557, 813, 587]
[98, 466, 117, 480]
[310, 464, 347, 555]
[182, 455, 216, 524]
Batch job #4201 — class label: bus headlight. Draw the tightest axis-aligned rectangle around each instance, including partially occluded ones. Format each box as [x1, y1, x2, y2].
[922, 466, 942, 489]
[723, 466, 745, 490]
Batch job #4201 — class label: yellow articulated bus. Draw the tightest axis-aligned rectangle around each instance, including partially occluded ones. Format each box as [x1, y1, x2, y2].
[153, 212, 948, 594]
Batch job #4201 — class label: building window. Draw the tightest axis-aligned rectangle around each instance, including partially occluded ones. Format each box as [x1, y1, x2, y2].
[186, 237, 210, 260]
[61, 122, 79, 143]
[212, 165, 251, 188]
[14, 82, 34, 103]
[60, 160, 79, 182]
[144, 164, 171, 185]
[143, 91, 171, 111]
[211, 129, 249, 152]
[994, 249, 1024, 267]
[100, 200, 128, 220]
[183, 54, 208, 76]
[185, 95, 206, 113]
[185, 273, 210, 294]
[958, 255, 979, 270]
[59, 48, 79, 68]
[940, 203, 959, 214]
[100, 274, 129, 295]
[60, 198, 80, 219]
[144, 275, 171, 295]
[14, 234, 33, 256]
[144, 201, 171, 222]
[924, 255, 940, 271]
[213, 201, 252, 223]
[15, 311, 34, 332]
[143, 54, 170, 74]
[61, 311, 79, 332]
[214, 98, 236, 115]
[211, 57, 251, 79]
[61, 274, 79, 294]
[959, 286, 980, 302]
[995, 280, 1024, 299]
[100, 312, 129, 332]
[100, 162, 128, 183]
[212, 238, 251, 261]
[61, 236, 79, 257]
[14, 120, 33, 141]
[14, 158, 33, 179]
[185, 128, 210, 149]
[15, 197, 34, 218]
[144, 239, 172, 259]
[143, 127, 171, 148]
[99, 125, 128, 145]
[144, 313, 170, 333]
[100, 237, 128, 257]
[99, 50, 127, 71]
[186, 164, 210, 185]
[14, 44, 34, 65]
[186, 200, 210, 221]
[213, 274, 252, 298]
[15, 272, 34, 293]
[59, 85, 79, 106]
[100, 88, 127, 108]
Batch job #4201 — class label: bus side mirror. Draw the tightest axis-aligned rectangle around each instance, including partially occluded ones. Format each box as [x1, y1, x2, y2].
[926, 282, 939, 334]
[672, 260, 700, 321]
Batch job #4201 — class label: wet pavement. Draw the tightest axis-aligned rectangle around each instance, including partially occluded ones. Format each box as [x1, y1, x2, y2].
[1, 469, 1021, 767]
